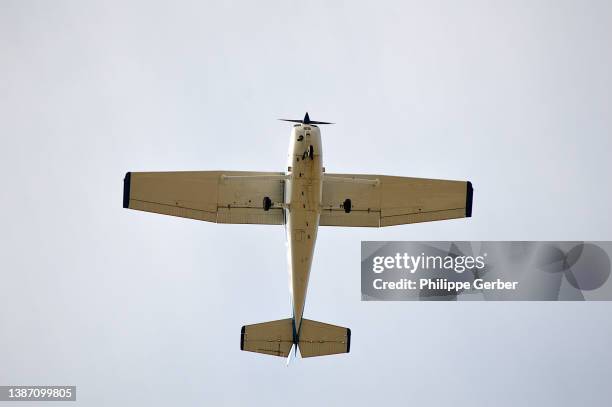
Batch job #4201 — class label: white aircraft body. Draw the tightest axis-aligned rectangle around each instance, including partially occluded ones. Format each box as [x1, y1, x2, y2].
[123, 113, 473, 359]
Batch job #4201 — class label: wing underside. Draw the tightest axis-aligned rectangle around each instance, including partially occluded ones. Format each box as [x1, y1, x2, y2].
[123, 171, 285, 225]
[320, 173, 472, 227]
[123, 171, 472, 227]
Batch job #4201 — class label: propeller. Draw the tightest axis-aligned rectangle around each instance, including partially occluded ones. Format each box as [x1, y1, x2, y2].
[279, 112, 333, 125]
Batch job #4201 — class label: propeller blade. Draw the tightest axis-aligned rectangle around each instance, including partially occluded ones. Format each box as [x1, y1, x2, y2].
[278, 112, 334, 125]
[279, 119, 304, 123]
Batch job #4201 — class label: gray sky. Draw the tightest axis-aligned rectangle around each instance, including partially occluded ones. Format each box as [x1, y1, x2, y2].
[1, 0, 612, 405]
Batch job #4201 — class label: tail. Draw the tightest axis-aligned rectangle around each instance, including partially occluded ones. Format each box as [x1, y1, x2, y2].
[240, 318, 350, 358]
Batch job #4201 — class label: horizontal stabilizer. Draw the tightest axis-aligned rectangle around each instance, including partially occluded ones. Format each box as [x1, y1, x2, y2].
[241, 318, 294, 357]
[240, 318, 351, 358]
[298, 319, 351, 358]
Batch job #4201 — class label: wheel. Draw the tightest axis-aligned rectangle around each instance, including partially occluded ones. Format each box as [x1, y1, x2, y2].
[263, 196, 272, 211]
[343, 198, 352, 213]
[309, 145, 314, 160]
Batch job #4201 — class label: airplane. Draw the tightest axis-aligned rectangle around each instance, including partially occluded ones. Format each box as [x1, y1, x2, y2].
[122, 112, 473, 360]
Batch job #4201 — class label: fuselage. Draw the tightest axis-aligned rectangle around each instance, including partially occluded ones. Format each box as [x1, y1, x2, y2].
[284, 124, 323, 333]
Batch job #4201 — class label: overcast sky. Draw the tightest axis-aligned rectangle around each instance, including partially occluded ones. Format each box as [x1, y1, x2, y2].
[1, 1, 612, 406]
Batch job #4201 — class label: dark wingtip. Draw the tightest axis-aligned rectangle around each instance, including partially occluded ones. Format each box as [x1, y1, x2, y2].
[240, 326, 246, 350]
[123, 172, 131, 208]
[465, 181, 473, 217]
[346, 328, 351, 353]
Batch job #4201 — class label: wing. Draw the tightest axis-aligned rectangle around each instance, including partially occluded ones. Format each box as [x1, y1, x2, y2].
[123, 171, 286, 225]
[320, 173, 473, 227]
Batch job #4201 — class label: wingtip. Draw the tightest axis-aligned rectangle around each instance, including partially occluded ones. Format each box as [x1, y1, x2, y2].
[123, 172, 131, 209]
[240, 325, 246, 350]
[346, 328, 351, 353]
[466, 181, 473, 217]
